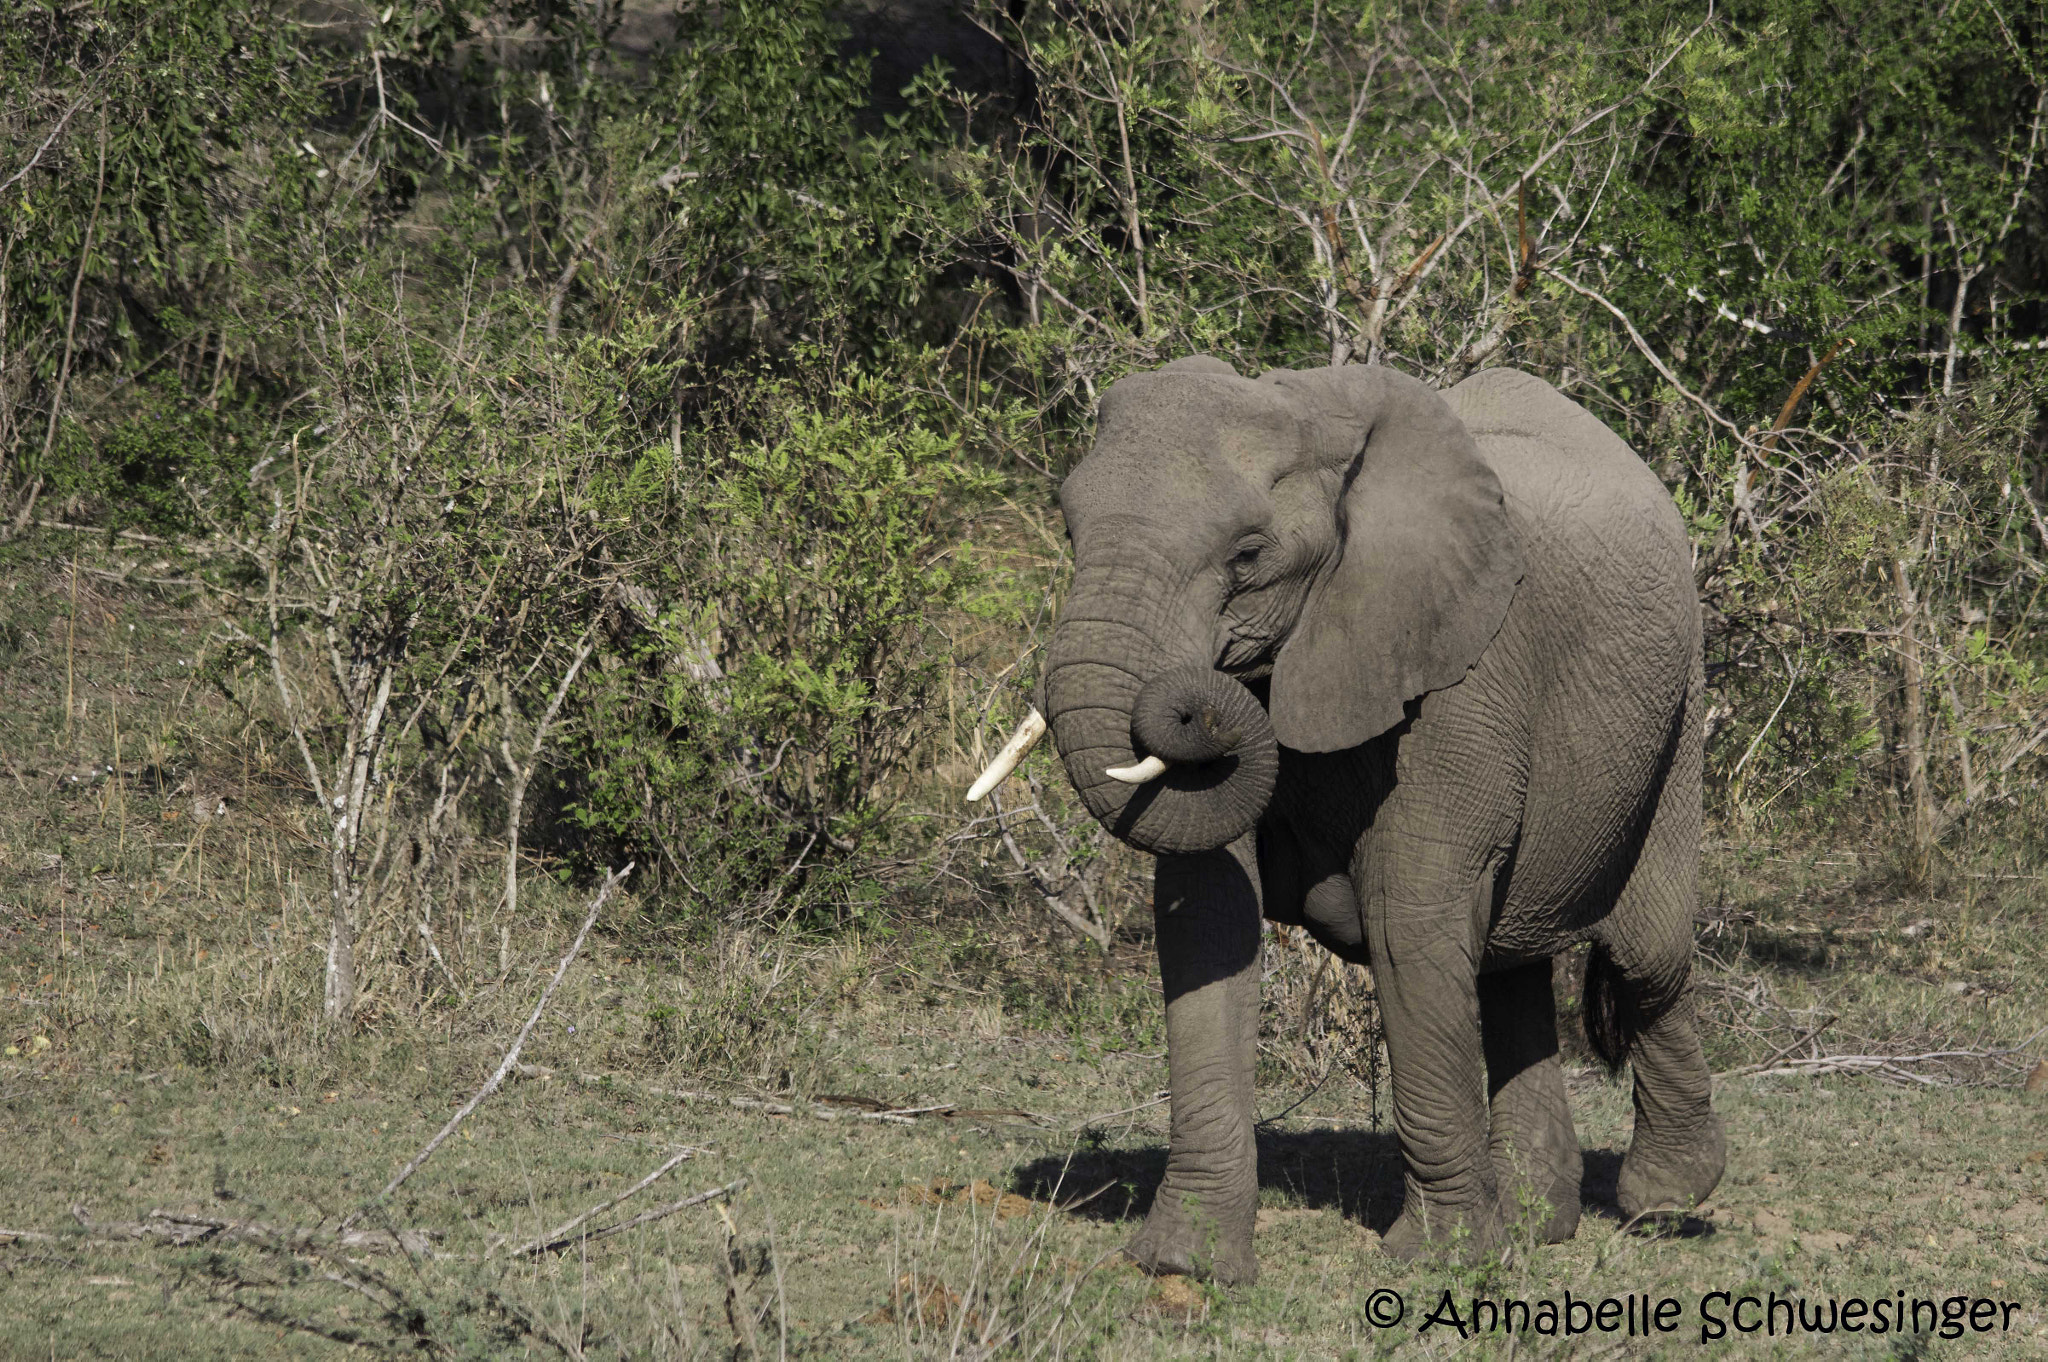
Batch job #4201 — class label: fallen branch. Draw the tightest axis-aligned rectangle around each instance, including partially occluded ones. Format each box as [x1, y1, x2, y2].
[341, 863, 631, 1232]
[546, 1178, 749, 1251]
[1716, 1014, 1837, 1078]
[1739, 1031, 2046, 1088]
[1068, 1092, 1171, 1129]
[505, 1144, 706, 1257]
[207, 1225, 580, 1358]
[2, 1182, 742, 1267]
[0, 1208, 445, 1257]
[512, 1062, 1050, 1127]
[514, 1064, 905, 1122]
[1702, 963, 2046, 1089]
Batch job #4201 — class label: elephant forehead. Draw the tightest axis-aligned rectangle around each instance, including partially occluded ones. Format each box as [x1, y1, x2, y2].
[1064, 373, 1298, 532]
[1093, 370, 1299, 461]
[1061, 448, 1267, 549]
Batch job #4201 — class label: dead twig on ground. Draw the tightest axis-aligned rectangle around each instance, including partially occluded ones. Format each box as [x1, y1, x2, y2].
[341, 863, 630, 1232]
[1067, 1092, 1170, 1130]
[1737, 1029, 2047, 1087]
[0, 1207, 447, 1257]
[511, 1062, 1054, 1127]
[504, 1144, 707, 1257]
[548, 1177, 749, 1252]
[1716, 1013, 1838, 1078]
[7, 1177, 743, 1268]
[1703, 962, 2047, 1088]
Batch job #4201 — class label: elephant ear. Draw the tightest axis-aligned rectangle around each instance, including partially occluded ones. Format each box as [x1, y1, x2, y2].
[1258, 365, 1524, 753]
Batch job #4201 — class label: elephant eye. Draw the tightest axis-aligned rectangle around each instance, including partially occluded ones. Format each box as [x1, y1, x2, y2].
[1228, 544, 1262, 578]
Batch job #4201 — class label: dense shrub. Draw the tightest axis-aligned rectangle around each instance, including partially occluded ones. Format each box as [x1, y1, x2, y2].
[4, 0, 2045, 950]
[560, 365, 996, 920]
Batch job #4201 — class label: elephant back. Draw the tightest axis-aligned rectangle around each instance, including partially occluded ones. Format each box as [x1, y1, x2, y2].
[1443, 368, 1691, 576]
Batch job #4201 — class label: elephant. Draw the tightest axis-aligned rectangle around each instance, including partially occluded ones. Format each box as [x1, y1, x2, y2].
[968, 355, 1725, 1282]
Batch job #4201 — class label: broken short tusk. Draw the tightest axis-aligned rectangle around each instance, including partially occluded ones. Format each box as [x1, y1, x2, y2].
[966, 707, 1048, 802]
[1104, 754, 1169, 784]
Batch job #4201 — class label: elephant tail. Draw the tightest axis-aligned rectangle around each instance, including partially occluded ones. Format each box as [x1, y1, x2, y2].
[1581, 941, 1634, 1072]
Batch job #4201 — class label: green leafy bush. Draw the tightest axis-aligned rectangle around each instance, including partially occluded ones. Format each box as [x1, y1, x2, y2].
[2, 0, 320, 498]
[7, 0, 2047, 955]
[561, 369, 995, 922]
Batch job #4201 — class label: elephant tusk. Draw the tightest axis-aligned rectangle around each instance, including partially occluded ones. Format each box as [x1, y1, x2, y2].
[1104, 754, 1170, 784]
[965, 708, 1047, 802]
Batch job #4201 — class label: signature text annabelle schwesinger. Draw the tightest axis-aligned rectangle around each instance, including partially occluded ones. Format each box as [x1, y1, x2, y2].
[1360, 1287, 2028, 1343]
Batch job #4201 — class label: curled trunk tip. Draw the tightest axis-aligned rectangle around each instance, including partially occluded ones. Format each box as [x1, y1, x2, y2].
[1045, 657, 1277, 855]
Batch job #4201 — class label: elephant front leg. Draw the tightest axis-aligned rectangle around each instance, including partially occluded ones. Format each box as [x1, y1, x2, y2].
[1368, 895, 1502, 1263]
[1127, 839, 1262, 1285]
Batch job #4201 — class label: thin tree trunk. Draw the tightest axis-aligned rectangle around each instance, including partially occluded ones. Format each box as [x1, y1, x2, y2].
[497, 634, 597, 922]
[325, 775, 358, 1028]
[324, 658, 394, 1029]
[1095, 36, 1149, 337]
[7, 120, 105, 522]
[1893, 555, 1933, 888]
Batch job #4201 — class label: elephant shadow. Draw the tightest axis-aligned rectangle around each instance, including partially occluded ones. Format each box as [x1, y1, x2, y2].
[1009, 1127, 1404, 1231]
[1010, 1133, 1708, 1239]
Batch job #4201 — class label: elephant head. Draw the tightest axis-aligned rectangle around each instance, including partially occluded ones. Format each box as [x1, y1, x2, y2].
[1021, 356, 1525, 855]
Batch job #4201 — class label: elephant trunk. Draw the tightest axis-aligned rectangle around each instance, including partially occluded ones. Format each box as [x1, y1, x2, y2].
[1043, 570, 1277, 855]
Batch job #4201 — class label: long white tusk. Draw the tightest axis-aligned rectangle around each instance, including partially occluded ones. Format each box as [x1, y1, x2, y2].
[1104, 754, 1170, 784]
[966, 708, 1048, 802]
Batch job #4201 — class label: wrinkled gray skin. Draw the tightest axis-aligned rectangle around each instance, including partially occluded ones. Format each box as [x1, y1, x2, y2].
[1043, 357, 1725, 1282]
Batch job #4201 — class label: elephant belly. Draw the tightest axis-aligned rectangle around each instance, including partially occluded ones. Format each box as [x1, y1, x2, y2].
[1487, 670, 1690, 960]
[1257, 748, 1388, 966]
[1301, 873, 1370, 962]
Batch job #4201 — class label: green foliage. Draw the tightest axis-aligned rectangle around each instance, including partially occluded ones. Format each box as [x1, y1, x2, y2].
[1, 0, 323, 508]
[50, 371, 273, 534]
[709, 376, 993, 815]
[5, 0, 2046, 935]
[560, 369, 994, 920]
[941, 0, 2048, 844]
[3, 0, 995, 930]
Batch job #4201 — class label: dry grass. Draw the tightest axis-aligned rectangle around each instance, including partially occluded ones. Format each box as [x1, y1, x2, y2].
[3, 543, 2047, 1357]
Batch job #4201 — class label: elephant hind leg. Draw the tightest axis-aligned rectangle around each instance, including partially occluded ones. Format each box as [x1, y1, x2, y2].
[1598, 759, 1725, 1220]
[1479, 960, 1582, 1243]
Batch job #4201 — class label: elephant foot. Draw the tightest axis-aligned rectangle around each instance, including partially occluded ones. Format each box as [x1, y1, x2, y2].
[1535, 1179, 1582, 1244]
[1617, 1111, 1726, 1220]
[1125, 1190, 1257, 1285]
[1496, 1165, 1581, 1244]
[1379, 1190, 1503, 1264]
[1492, 1132, 1584, 1245]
